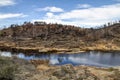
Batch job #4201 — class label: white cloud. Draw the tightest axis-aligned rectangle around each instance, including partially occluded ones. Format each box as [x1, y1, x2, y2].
[46, 12, 54, 18]
[33, 3, 120, 27]
[0, 13, 27, 19]
[36, 6, 64, 12]
[0, 0, 16, 7]
[77, 4, 92, 8]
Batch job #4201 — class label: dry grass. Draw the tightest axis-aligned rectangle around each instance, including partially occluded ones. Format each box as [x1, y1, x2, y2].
[0, 38, 120, 54]
[37, 65, 50, 71]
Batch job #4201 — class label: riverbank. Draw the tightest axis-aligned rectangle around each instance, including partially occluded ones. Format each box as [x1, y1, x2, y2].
[0, 56, 120, 80]
[0, 40, 120, 54]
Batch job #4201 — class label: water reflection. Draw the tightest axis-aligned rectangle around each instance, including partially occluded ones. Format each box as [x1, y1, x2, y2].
[0, 52, 12, 57]
[0, 51, 120, 67]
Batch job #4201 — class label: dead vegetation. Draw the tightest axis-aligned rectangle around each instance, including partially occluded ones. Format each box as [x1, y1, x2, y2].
[0, 21, 120, 53]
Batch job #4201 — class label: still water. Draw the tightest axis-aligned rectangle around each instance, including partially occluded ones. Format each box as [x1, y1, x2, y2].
[0, 51, 120, 67]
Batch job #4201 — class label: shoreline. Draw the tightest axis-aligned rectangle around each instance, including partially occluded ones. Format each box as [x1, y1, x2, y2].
[0, 45, 120, 54]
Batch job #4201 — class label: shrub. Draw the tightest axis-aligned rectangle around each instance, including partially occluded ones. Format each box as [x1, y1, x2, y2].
[0, 57, 17, 80]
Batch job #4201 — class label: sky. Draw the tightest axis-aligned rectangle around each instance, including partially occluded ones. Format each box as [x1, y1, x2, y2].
[0, 0, 120, 28]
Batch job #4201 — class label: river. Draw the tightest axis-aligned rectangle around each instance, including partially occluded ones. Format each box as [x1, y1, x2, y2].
[0, 51, 120, 67]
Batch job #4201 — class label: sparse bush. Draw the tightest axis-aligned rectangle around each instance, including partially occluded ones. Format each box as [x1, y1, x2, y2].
[108, 67, 115, 71]
[0, 66, 16, 80]
[0, 57, 17, 80]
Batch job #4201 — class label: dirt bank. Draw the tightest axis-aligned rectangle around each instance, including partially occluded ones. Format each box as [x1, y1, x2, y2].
[0, 40, 120, 54]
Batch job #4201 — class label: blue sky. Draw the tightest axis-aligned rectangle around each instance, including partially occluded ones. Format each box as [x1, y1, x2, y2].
[0, 0, 120, 28]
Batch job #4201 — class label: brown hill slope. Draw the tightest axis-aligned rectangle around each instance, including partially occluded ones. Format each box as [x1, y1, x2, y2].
[0, 22, 120, 53]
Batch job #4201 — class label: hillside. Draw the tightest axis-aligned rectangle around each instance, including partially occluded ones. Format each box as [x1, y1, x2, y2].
[0, 21, 120, 53]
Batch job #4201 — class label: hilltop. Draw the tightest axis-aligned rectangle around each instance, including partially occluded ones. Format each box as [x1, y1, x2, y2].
[0, 21, 120, 53]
